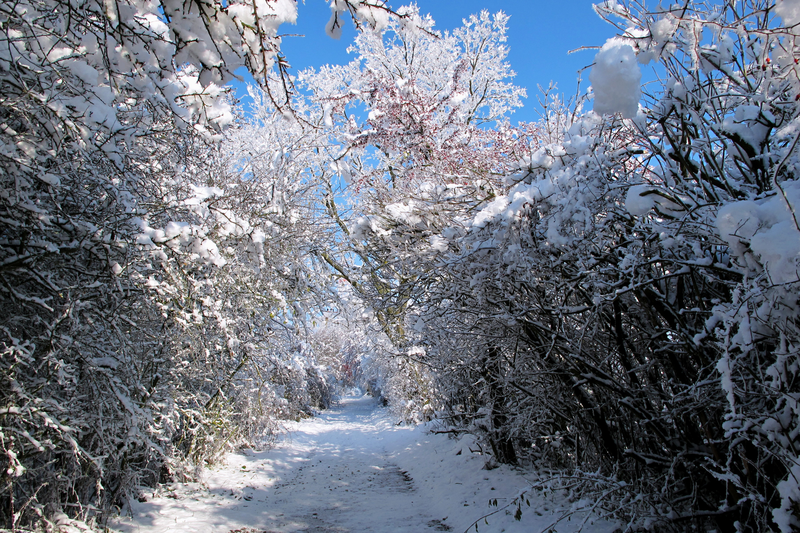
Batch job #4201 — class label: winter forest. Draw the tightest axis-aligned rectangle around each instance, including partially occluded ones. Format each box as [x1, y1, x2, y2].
[3, 0, 800, 530]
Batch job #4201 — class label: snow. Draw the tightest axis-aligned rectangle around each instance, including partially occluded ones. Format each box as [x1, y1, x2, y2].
[326, 0, 348, 40]
[472, 195, 510, 229]
[625, 185, 657, 216]
[354, 1, 391, 32]
[775, 464, 800, 533]
[650, 15, 677, 44]
[429, 235, 448, 252]
[186, 185, 224, 205]
[111, 393, 619, 533]
[717, 182, 800, 283]
[776, 0, 800, 29]
[386, 201, 423, 226]
[589, 38, 642, 119]
[719, 104, 772, 154]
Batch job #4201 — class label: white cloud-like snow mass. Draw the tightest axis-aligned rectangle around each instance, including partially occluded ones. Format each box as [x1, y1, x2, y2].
[776, 0, 800, 28]
[589, 38, 642, 119]
[717, 181, 800, 284]
[626, 185, 658, 216]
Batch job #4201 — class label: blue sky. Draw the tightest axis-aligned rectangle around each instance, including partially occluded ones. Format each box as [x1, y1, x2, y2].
[231, 1, 616, 124]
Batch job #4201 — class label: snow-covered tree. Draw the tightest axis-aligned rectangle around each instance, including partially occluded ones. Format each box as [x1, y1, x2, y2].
[300, 5, 528, 190]
[0, 0, 402, 528]
[298, 4, 533, 342]
[295, 7, 539, 439]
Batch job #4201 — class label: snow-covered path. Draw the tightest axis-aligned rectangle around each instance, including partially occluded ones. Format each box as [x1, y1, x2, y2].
[112, 394, 618, 533]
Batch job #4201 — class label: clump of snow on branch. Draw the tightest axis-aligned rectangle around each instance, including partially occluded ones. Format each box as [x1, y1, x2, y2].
[717, 183, 800, 284]
[776, 0, 800, 29]
[589, 38, 642, 118]
[326, 0, 392, 39]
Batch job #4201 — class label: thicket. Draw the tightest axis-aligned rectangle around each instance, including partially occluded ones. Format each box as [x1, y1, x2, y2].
[0, 0, 390, 528]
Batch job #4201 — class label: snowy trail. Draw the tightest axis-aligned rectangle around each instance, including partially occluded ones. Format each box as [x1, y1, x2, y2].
[112, 394, 618, 533]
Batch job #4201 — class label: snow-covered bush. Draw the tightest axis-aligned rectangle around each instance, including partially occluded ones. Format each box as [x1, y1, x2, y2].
[0, 0, 384, 526]
[415, 0, 800, 529]
[377, 347, 438, 423]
